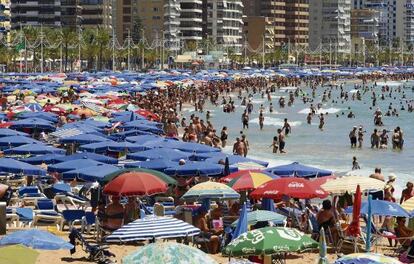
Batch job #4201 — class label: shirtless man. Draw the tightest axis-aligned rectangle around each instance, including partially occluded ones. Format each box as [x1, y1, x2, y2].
[282, 118, 291, 135]
[278, 129, 286, 153]
[164, 121, 178, 137]
[232, 138, 245, 156]
[370, 129, 380, 148]
[241, 135, 249, 157]
[259, 111, 264, 130]
[349, 127, 357, 148]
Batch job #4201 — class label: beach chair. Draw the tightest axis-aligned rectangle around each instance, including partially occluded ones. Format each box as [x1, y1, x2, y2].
[18, 186, 46, 206]
[33, 199, 63, 229]
[336, 220, 364, 253]
[308, 212, 334, 245]
[55, 193, 88, 212]
[155, 196, 176, 216]
[61, 209, 86, 231]
[69, 228, 115, 263]
[81, 212, 96, 235]
[6, 208, 19, 228]
[361, 216, 397, 251]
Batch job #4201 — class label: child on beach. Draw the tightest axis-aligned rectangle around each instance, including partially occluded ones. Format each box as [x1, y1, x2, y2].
[352, 156, 361, 170]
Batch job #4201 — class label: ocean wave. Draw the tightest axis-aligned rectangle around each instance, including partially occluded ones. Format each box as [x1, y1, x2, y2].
[298, 107, 342, 114]
[249, 117, 302, 127]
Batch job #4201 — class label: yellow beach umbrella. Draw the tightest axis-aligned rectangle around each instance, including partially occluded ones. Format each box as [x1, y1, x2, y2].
[402, 196, 414, 212]
[0, 245, 39, 264]
[321, 176, 385, 194]
[181, 181, 240, 201]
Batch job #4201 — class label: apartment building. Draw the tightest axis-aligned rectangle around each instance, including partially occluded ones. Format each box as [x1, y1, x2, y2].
[309, 0, 351, 54]
[79, 0, 112, 29]
[0, 0, 10, 38]
[10, 0, 62, 29]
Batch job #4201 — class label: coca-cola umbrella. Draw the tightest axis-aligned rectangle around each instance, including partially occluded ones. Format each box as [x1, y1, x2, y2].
[103, 171, 168, 197]
[250, 178, 328, 200]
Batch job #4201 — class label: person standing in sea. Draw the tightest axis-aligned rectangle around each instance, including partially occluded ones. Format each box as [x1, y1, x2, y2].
[349, 126, 357, 148]
[259, 111, 264, 130]
[278, 129, 286, 153]
[319, 113, 325, 130]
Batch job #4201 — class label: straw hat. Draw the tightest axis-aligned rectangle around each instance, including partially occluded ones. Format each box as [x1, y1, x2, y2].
[388, 173, 397, 181]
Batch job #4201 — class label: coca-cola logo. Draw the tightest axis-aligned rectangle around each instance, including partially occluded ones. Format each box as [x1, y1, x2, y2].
[288, 182, 304, 188]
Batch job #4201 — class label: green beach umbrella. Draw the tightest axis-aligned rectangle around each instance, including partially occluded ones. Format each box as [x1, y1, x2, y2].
[231, 210, 287, 227]
[102, 168, 177, 185]
[123, 242, 218, 264]
[0, 244, 39, 264]
[223, 227, 318, 257]
[318, 227, 329, 264]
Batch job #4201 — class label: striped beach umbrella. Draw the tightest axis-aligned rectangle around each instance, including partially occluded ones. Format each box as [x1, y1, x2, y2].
[105, 216, 200, 243]
[225, 171, 275, 191]
[181, 181, 240, 201]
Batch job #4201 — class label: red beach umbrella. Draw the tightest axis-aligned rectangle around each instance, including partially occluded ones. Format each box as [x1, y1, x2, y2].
[250, 177, 328, 200]
[220, 170, 263, 183]
[346, 184, 361, 237]
[135, 109, 160, 121]
[103, 172, 168, 197]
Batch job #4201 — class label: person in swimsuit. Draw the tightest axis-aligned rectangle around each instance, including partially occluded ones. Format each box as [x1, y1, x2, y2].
[384, 174, 397, 202]
[103, 196, 124, 231]
[316, 200, 338, 243]
[401, 182, 414, 204]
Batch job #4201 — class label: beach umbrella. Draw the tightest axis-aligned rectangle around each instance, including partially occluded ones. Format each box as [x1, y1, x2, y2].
[103, 171, 168, 196]
[226, 171, 275, 191]
[231, 210, 286, 227]
[43, 105, 66, 115]
[142, 139, 220, 153]
[59, 133, 110, 144]
[321, 176, 385, 194]
[0, 245, 39, 264]
[0, 229, 73, 250]
[232, 202, 248, 240]
[124, 134, 163, 144]
[105, 216, 200, 242]
[122, 242, 216, 264]
[0, 135, 41, 147]
[181, 181, 240, 201]
[17, 112, 58, 122]
[54, 152, 118, 164]
[21, 154, 65, 165]
[135, 109, 160, 121]
[102, 168, 177, 185]
[124, 159, 178, 172]
[334, 253, 403, 264]
[318, 228, 329, 264]
[3, 143, 65, 155]
[250, 178, 328, 200]
[264, 162, 332, 178]
[48, 159, 104, 173]
[0, 158, 46, 176]
[401, 196, 414, 214]
[62, 164, 120, 181]
[345, 199, 409, 217]
[346, 185, 361, 238]
[25, 103, 43, 112]
[223, 227, 318, 257]
[126, 148, 192, 161]
[203, 154, 269, 167]
[0, 129, 29, 137]
[10, 118, 56, 131]
[164, 162, 236, 177]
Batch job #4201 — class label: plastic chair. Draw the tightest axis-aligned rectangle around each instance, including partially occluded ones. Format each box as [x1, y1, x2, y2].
[61, 210, 86, 231]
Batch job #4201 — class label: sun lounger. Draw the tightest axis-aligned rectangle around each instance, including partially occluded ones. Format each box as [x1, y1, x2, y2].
[33, 199, 63, 229]
[61, 209, 86, 231]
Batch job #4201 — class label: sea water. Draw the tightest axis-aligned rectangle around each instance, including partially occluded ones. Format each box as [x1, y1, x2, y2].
[184, 80, 414, 195]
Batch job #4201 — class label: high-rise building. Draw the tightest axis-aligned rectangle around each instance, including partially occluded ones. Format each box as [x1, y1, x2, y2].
[135, 0, 164, 45]
[180, 0, 203, 42]
[115, 0, 138, 43]
[242, 0, 309, 51]
[164, 0, 181, 51]
[309, 0, 351, 54]
[10, 0, 62, 29]
[350, 8, 379, 55]
[0, 0, 10, 38]
[61, 0, 81, 28]
[79, 0, 112, 29]
[203, 0, 244, 53]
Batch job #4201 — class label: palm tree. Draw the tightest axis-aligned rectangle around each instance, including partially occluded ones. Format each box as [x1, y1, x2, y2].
[61, 28, 77, 72]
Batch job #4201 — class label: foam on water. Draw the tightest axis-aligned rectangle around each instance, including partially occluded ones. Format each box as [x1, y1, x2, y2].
[298, 107, 343, 114]
[249, 117, 302, 127]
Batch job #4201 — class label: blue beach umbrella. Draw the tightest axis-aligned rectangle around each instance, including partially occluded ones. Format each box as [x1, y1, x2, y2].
[17, 112, 58, 122]
[125, 135, 163, 144]
[59, 133, 110, 144]
[54, 152, 118, 164]
[232, 202, 248, 240]
[126, 148, 192, 161]
[0, 129, 29, 137]
[10, 118, 56, 131]
[0, 158, 46, 176]
[0, 229, 73, 250]
[21, 153, 66, 165]
[48, 159, 104, 173]
[366, 195, 372, 252]
[265, 162, 332, 178]
[25, 103, 43, 112]
[62, 164, 120, 181]
[345, 199, 409, 217]
[164, 162, 236, 177]
[203, 154, 269, 167]
[0, 135, 41, 147]
[124, 159, 179, 171]
[3, 144, 65, 155]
